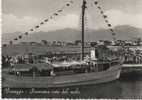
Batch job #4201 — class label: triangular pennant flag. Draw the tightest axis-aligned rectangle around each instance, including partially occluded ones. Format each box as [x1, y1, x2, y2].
[35, 25, 39, 28]
[44, 19, 48, 22]
[14, 38, 18, 40]
[57, 10, 63, 12]
[50, 16, 53, 19]
[103, 15, 107, 18]
[94, 1, 98, 5]
[97, 6, 101, 9]
[40, 22, 44, 25]
[25, 32, 29, 35]
[18, 35, 22, 39]
[110, 29, 114, 32]
[108, 24, 112, 27]
[105, 20, 109, 23]
[54, 13, 58, 16]
[100, 11, 104, 14]
[30, 29, 34, 31]
[66, 3, 70, 6]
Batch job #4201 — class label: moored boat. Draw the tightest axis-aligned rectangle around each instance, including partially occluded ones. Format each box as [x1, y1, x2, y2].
[3, 56, 122, 88]
[2, 0, 122, 88]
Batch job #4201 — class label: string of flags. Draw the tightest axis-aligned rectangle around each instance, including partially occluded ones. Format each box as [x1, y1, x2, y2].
[8, 0, 116, 45]
[94, 1, 116, 40]
[9, 0, 74, 45]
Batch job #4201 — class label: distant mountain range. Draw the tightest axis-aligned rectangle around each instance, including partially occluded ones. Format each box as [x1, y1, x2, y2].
[2, 25, 142, 43]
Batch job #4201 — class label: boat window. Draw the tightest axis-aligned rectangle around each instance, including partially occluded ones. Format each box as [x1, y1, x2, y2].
[102, 63, 110, 71]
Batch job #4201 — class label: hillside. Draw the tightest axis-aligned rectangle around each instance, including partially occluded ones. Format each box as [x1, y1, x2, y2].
[2, 25, 142, 44]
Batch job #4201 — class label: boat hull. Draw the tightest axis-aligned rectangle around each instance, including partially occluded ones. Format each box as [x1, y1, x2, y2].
[3, 65, 121, 88]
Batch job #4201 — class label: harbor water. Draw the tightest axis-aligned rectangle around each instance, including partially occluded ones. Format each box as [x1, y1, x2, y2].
[2, 70, 142, 99]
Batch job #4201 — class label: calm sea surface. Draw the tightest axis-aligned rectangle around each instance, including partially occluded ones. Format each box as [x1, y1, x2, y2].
[2, 71, 142, 99]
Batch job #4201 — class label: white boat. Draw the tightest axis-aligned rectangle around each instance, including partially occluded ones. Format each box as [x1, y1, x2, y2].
[3, 58, 122, 88]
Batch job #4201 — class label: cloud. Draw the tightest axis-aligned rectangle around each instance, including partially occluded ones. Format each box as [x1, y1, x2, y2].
[2, 13, 80, 33]
[2, 9, 142, 34]
[83, 9, 142, 30]
[2, 14, 39, 33]
[105, 9, 142, 29]
[40, 14, 80, 32]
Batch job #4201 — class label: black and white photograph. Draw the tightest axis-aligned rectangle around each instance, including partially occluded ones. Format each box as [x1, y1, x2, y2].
[1, 0, 142, 99]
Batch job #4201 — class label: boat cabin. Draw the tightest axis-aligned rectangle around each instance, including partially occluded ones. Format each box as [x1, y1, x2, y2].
[9, 58, 120, 77]
[9, 63, 53, 77]
[8, 45, 121, 77]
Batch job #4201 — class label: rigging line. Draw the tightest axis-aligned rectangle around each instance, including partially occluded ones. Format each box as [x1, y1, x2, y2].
[92, 0, 116, 41]
[8, 0, 75, 45]
[28, 0, 75, 32]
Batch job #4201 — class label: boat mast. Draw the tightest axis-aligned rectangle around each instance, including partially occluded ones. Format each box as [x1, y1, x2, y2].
[81, 0, 86, 60]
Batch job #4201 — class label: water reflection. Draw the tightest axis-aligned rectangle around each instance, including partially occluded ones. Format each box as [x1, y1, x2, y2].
[2, 71, 142, 99]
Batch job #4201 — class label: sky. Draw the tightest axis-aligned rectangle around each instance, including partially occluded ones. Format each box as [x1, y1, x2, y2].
[2, 0, 142, 33]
